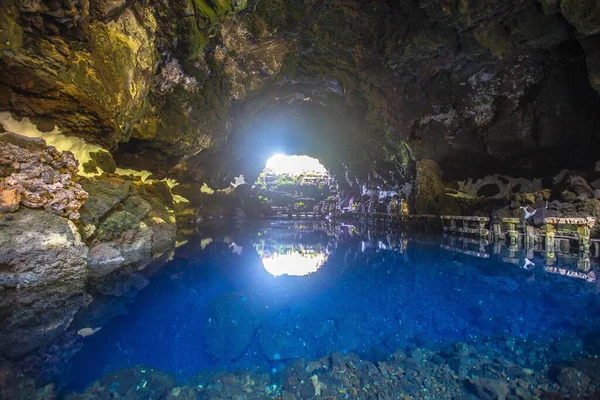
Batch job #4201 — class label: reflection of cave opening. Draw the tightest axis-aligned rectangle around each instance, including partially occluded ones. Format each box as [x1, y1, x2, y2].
[254, 154, 336, 214]
[261, 248, 328, 276]
[254, 221, 332, 276]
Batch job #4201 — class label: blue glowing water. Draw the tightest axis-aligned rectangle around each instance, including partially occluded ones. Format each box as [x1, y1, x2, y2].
[60, 221, 600, 393]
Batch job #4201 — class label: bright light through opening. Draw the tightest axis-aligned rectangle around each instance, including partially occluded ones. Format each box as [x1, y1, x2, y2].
[265, 154, 327, 176]
[262, 251, 327, 276]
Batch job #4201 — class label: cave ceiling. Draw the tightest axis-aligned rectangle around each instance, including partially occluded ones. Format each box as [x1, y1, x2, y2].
[1, 0, 600, 188]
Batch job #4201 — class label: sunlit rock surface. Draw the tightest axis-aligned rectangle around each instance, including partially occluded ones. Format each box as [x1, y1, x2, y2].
[0, 2, 157, 145]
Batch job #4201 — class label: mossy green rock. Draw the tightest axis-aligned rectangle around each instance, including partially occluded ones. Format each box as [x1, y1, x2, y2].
[414, 159, 461, 215]
[82, 160, 99, 174]
[146, 181, 174, 206]
[474, 22, 512, 60]
[0, 5, 157, 146]
[96, 196, 152, 241]
[561, 0, 600, 36]
[89, 150, 117, 173]
[0, 4, 22, 54]
[79, 179, 133, 226]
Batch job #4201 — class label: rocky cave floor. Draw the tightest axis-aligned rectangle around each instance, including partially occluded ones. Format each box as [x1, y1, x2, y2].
[5, 331, 600, 399]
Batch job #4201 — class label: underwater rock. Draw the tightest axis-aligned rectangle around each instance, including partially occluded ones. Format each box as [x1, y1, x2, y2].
[0, 132, 87, 220]
[0, 359, 56, 400]
[259, 311, 334, 361]
[466, 377, 510, 400]
[554, 366, 592, 392]
[67, 365, 176, 400]
[205, 292, 289, 361]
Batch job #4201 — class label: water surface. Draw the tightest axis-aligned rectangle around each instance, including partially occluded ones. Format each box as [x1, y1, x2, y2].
[18, 221, 600, 396]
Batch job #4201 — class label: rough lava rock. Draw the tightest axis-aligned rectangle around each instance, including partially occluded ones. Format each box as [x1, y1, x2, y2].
[568, 175, 595, 199]
[0, 3, 157, 146]
[83, 183, 177, 277]
[0, 132, 88, 220]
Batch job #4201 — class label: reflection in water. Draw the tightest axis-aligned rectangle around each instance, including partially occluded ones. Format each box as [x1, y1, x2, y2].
[440, 234, 598, 283]
[254, 222, 329, 276]
[2, 221, 600, 398]
[261, 251, 327, 276]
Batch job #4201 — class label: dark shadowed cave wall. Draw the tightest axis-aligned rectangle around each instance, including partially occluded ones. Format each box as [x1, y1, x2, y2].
[1, 0, 600, 190]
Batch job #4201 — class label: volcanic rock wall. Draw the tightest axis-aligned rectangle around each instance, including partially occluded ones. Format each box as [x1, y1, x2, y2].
[0, 0, 598, 191]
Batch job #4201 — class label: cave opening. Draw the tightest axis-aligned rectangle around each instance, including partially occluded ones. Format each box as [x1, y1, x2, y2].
[255, 220, 329, 277]
[254, 154, 336, 216]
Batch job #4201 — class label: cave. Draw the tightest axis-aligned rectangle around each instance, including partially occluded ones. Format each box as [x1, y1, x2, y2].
[255, 154, 333, 212]
[2, 0, 600, 398]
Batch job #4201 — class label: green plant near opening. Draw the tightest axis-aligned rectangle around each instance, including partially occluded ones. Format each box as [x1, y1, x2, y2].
[274, 175, 294, 186]
[179, 0, 249, 60]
